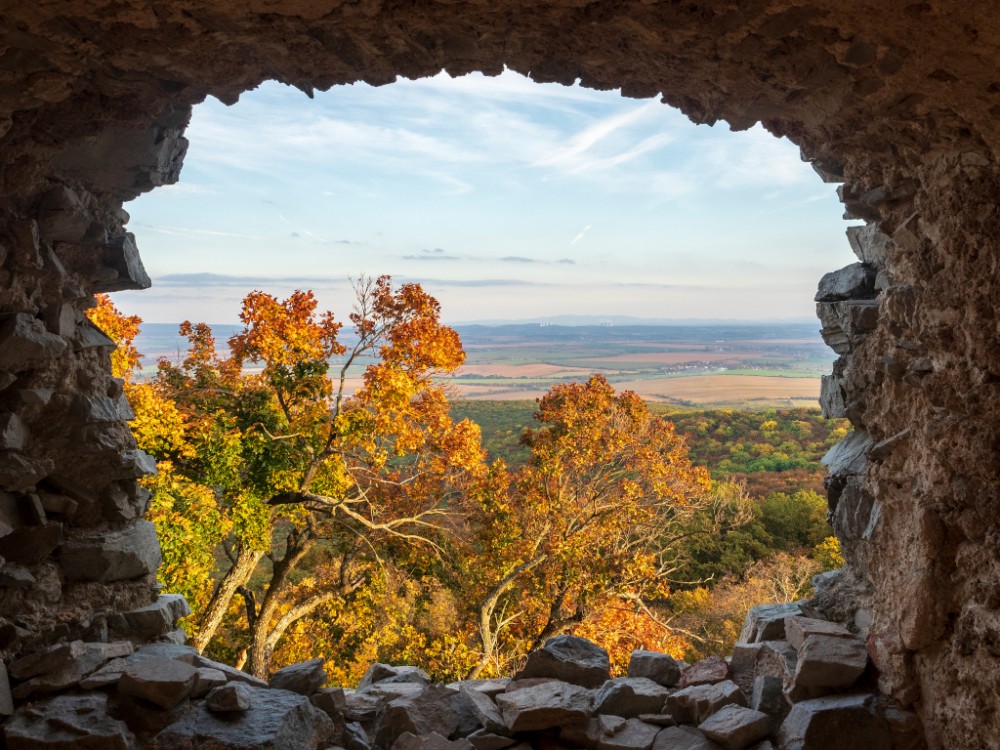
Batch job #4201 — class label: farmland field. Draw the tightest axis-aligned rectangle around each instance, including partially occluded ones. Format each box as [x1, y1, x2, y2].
[442, 322, 831, 407]
[136, 321, 832, 408]
[599, 374, 820, 405]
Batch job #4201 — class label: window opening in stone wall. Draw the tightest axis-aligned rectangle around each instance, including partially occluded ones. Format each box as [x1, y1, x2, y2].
[103, 70, 861, 683]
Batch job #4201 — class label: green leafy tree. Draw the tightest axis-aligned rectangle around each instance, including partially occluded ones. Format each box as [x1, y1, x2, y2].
[759, 490, 830, 551]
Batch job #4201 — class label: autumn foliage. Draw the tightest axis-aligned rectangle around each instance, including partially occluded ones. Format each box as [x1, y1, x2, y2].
[88, 286, 840, 684]
[459, 375, 712, 677]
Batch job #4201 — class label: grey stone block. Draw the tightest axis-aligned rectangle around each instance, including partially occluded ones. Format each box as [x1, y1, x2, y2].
[148, 685, 335, 749]
[93, 233, 152, 292]
[776, 694, 890, 750]
[628, 650, 682, 687]
[496, 680, 594, 732]
[815, 264, 876, 302]
[791, 635, 868, 689]
[821, 431, 871, 478]
[118, 657, 199, 710]
[206, 681, 255, 712]
[269, 657, 327, 696]
[783, 617, 852, 651]
[0, 314, 68, 370]
[698, 704, 771, 750]
[751, 676, 786, 718]
[664, 681, 746, 724]
[4, 693, 135, 749]
[60, 520, 162, 582]
[846, 224, 892, 267]
[739, 603, 803, 644]
[515, 634, 610, 688]
[652, 725, 724, 750]
[594, 677, 672, 718]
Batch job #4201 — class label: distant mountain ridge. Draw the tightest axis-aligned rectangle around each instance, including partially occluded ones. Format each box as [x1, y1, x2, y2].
[451, 314, 819, 326]
[453, 322, 825, 346]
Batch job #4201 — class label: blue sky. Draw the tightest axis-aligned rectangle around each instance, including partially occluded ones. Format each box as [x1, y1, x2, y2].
[115, 70, 858, 324]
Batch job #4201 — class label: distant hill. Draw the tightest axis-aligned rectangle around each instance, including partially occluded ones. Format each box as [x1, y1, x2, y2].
[453, 322, 824, 346]
[451, 315, 819, 327]
[138, 321, 824, 356]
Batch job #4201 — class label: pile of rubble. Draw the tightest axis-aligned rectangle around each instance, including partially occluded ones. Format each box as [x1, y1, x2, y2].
[0, 601, 925, 749]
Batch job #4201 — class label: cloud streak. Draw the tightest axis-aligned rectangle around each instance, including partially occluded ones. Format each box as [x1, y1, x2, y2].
[155, 273, 338, 287]
[141, 226, 261, 240]
[153, 271, 543, 289]
[536, 102, 675, 176]
[570, 224, 592, 246]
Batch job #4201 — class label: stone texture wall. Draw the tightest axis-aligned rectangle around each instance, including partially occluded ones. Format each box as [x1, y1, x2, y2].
[0, 2, 998, 747]
[0, 111, 192, 658]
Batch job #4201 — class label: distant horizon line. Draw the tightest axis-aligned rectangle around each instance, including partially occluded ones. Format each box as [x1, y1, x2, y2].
[137, 315, 821, 328]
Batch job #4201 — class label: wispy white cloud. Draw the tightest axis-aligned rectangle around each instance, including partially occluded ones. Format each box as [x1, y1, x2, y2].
[270, 209, 331, 243]
[194, 105, 491, 195]
[279, 119, 486, 165]
[570, 225, 592, 246]
[564, 132, 676, 175]
[404, 253, 461, 261]
[699, 124, 815, 190]
[184, 76, 695, 201]
[141, 226, 261, 240]
[186, 73, 819, 205]
[401, 69, 610, 108]
[153, 182, 217, 196]
[156, 272, 341, 286]
[538, 103, 661, 171]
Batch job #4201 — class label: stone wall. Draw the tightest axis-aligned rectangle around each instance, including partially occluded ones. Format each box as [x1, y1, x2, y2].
[0, 2, 998, 747]
[0, 111, 192, 657]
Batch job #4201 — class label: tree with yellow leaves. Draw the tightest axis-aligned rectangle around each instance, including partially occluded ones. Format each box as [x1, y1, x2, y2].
[120, 277, 486, 676]
[463, 374, 712, 677]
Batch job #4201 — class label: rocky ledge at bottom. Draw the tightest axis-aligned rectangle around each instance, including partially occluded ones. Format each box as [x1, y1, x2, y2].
[0, 603, 927, 750]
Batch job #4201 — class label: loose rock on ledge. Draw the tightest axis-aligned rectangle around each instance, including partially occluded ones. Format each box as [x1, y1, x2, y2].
[514, 634, 611, 688]
[0, 609, 927, 750]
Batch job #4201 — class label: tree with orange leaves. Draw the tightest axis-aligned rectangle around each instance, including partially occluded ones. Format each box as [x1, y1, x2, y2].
[146, 276, 486, 676]
[463, 374, 712, 677]
[86, 294, 142, 379]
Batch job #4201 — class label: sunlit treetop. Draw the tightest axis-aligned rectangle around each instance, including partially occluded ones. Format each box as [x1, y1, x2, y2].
[231, 289, 345, 369]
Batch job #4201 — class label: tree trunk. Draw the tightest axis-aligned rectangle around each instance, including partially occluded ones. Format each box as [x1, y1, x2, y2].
[467, 554, 547, 679]
[528, 583, 584, 652]
[191, 545, 264, 654]
[244, 530, 314, 677]
[468, 598, 500, 680]
[263, 590, 337, 656]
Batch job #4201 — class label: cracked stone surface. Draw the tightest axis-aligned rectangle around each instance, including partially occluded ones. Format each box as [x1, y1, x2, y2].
[0, 4, 998, 748]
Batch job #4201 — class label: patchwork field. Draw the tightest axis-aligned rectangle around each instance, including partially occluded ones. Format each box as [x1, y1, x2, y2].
[617, 374, 821, 404]
[433, 375, 820, 406]
[137, 321, 833, 408]
[439, 323, 831, 407]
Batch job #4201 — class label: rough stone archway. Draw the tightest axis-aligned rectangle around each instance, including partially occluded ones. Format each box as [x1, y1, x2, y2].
[1, 2, 998, 747]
